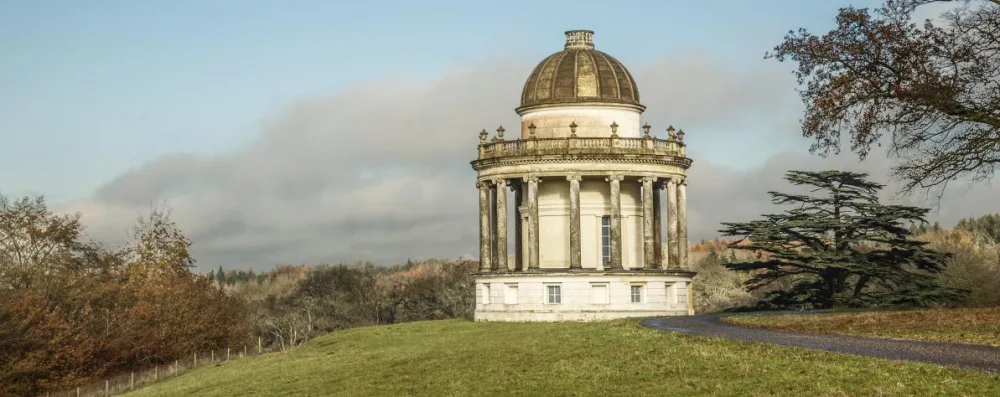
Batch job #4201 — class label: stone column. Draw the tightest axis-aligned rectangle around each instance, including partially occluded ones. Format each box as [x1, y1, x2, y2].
[641, 177, 656, 270]
[567, 175, 582, 270]
[513, 182, 523, 271]
[667, 178, 679, 269]
[525, 176, 541, 270]
[606, 175, 624, 270]
[678, 179, 688, 269]
[478, 180, 491, 272]
[494, 179, 507, 271]
[653, 182, 663, 269]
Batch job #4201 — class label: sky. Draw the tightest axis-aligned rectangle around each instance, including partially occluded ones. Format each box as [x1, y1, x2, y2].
[2, 0, 994, 270]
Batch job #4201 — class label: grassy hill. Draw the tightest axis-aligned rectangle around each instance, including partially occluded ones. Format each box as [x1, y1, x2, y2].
[124, 319, 999, 396]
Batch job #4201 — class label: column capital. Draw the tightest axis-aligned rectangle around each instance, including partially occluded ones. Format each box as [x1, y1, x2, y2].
[604, 174, 624, 182]
[666, 177, 678, 187]
[640, 176, 657, 184]
[476, 180, 491, 189]
[492, 178, 507, 187]
[679, 178, 688, 186]
[523, 175, 541, 184]
[566, 174, 582, 182]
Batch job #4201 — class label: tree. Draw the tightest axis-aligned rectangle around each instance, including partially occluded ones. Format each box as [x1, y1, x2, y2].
[767, 0, 1000, 196]
[217, 265, 226, 285]
[955, 213, 1000, 244]
[719, 170, 967, 309]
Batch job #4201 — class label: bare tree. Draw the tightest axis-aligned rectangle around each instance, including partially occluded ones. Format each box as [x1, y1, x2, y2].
[767, 0, 1000, 197]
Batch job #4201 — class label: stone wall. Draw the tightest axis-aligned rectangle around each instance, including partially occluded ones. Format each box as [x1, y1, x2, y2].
[474, 272, 691, 322]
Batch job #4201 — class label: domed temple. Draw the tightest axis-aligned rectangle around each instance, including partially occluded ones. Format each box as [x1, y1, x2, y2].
[471, 30, 695, 321]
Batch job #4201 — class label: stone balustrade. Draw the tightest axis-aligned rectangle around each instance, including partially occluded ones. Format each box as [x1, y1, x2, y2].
[477, 136, 686, 160]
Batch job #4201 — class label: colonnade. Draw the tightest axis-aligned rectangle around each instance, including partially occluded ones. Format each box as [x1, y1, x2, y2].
[477, 174, 688, 272]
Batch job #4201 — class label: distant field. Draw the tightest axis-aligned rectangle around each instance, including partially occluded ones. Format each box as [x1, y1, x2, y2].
[122, 319, 999, 396]
[724, 307, 1000, 347]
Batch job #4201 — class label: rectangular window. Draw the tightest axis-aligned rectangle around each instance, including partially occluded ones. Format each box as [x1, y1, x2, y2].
[601, 215, 611, 265]
[631, 285, 643, 303]
[546, 285, 562, 304]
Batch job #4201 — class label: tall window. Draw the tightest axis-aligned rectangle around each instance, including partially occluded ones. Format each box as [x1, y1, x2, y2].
[546, 285, 562, 304]
[631, 285, 643, 303]
[601, 215, 611, 265]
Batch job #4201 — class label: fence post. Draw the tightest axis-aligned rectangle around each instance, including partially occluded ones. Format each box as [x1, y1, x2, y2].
[258, 337, 262, 354]
[105, 380, 109, 396]
[227, 347, 231, 361]
[194, 352, 198, 367]
[243, 345, 247, 357]
[131, 372, 135, 389]
[211, 350, 215, 363]
[174, 359, 178, 374]
[155, 365, 159, 380]
[76, 387, 80, 397]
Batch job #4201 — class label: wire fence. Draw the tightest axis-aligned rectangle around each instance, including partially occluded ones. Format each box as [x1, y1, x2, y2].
[46, 340, 280, 397]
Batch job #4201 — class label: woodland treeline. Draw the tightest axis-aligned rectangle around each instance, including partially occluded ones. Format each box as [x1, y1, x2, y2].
[691, 208, 1000, 313]
[3, 192, 1000, 395]
[0, 195, 474, 396]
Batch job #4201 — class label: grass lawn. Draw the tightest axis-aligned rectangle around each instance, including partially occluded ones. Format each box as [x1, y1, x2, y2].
[122, 319, 1000, 396]
[723, 307, 1000, 347]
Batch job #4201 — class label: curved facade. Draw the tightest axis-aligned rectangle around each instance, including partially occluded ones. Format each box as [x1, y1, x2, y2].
[471, 30, 695, 322]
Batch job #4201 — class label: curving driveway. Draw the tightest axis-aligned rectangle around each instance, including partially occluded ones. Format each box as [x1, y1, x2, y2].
[642, 314, 1000, 373]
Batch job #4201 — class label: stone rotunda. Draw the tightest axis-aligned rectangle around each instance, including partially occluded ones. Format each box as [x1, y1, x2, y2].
[471, 30, 695, 322]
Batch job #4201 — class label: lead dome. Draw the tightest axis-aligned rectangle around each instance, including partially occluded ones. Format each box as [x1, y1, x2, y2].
[517, 30, 643, 114]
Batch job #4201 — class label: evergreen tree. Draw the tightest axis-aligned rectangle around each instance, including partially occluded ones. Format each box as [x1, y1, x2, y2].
[216, 265, 225, 285]
[955, 213, 1000, 245]
[720, 170, 967, 310]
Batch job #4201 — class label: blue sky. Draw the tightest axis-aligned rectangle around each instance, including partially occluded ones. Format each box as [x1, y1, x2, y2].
[0, 0, 884, 203]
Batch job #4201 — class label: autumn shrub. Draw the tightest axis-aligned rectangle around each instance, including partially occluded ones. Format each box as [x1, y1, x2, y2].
[918, 228, 1000, 307]
[689, 241, 755, 313]
[0, 196, 251, 396]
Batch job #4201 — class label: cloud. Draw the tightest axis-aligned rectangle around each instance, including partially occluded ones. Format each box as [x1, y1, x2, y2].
[54, 51, 1000, 270]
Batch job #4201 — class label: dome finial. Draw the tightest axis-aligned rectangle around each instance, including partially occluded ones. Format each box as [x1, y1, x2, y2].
[564, 30, 595, 50]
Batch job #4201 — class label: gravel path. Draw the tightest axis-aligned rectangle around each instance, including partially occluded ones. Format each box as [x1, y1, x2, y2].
[642, 314, 1000, 373]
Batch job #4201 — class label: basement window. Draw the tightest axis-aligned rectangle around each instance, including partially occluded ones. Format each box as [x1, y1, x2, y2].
[546, 285, 562, 304]
[631, 285, 644, 303]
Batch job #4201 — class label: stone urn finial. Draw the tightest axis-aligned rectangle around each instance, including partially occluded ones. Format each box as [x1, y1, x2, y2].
[528, 123, 537, 139]
[667, 125, 677, 140]
[642, 122, 651, 137]
[677, 129, 685, 141]
[479, 129, 488, 143]
[496, 125, 505, 140]
[610, 121, 619, 136]
[569, 121, 578, 137]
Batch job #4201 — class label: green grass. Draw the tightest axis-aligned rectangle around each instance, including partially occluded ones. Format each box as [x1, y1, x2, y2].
[124, 319, 999, 397]
[724, 307, 1000, 347]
